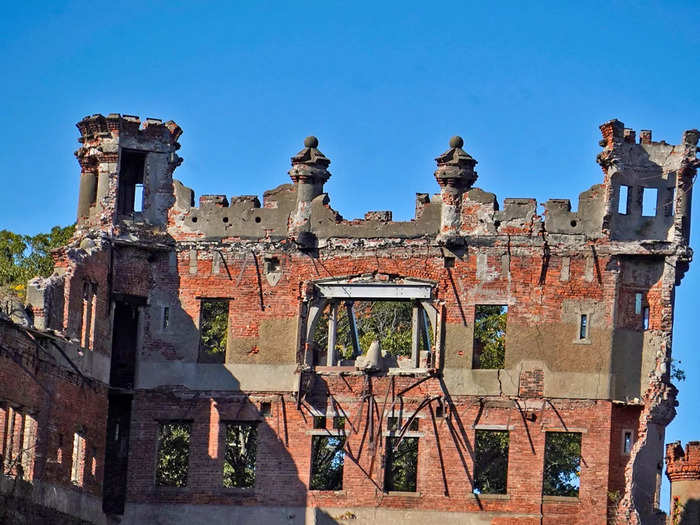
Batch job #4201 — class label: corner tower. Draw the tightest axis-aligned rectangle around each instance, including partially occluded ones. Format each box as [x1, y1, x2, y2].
[74, 114, 182, 231]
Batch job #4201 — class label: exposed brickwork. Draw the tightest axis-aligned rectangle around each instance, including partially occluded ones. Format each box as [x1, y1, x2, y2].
[4, 115, 698, 524]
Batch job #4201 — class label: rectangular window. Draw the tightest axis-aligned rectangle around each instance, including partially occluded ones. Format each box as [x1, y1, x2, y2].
[332, 416, 346, 430]
[623, 431, 633, 455]
[117, 150, 146, 215]
[579, 314, 588, 340]
[310, 435, 345, 491]
[156, 422, 191, 487]
[133, 183, 144, 213]
[618, 185, 629, 214]
[162, 306, 170, 330]
[473, 305, 507, 369]
[20, 414, 38, 481]
[260, 402, 272, 417]
[474, 430, 509, 494]
[635, 293, 643, 315]
[643, 307, 650, 330]
[311, 299, 434, 367]
[387, 417, 418, 432]
[71, 432, 86, 486]
[665, 187, 675, 217]
[223, 422, 257, 488]
[198, 299, 229, 363]
[385, 437, 418, 492]
[313, 416, 327, 429]
[642, 187, 658, 217]
[543, 432, 582, 497]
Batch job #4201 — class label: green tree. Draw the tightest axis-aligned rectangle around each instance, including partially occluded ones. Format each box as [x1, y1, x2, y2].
[156, 422, 191, 487]
[474, 430, 509, 494]
[223, 423, 257, 488]
[543, 432, 581, 497]
[312, 300, 428, 361]
[473, 305, 507, 369]
[310, 435, 345, 490]
[385, 436, 418, 492]
[0, 224, 75, 298]
[199, 300, 229, 359]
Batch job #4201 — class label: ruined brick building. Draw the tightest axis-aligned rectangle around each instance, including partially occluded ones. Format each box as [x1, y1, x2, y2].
[1, 114, 699, 524]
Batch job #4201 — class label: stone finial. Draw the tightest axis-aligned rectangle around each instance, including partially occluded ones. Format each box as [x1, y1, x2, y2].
[434, 136, 478, 190]
[288, 136, 331, 184]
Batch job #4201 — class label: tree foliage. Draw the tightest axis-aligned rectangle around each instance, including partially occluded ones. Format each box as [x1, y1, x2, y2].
[199, 300, 229, 360]
[223, 423, 257, 488]
[0, 225, 75, 298]
[156, 422, 191, 487]
[310, 435, 345, 490]
[474, 430, 509, 494]
[385, 437, 418, 492]
[312, 300, 431, 362]
[473, 305, 507, 369]
[543, 432, 581, 497]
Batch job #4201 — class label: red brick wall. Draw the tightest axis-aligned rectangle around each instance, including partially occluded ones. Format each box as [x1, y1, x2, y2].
[125, 378, 622, 524]
[0, 321, 108, 498]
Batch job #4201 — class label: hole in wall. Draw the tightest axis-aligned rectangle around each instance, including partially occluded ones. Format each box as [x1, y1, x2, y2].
[222, 217, 229, 223]
[191, 216, 198, 223]
[642, 187, 658, 217]
[255, 217, 262, 223]
[618, 185, 629, 215]
[570, 220, 577, 227]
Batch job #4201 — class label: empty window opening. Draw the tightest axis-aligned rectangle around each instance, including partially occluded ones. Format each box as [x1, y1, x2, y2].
[313, 416, 327, 429]
[635, 293, 643, 315]
[260, 402, 272, 417]
[310, 435, 345, 491]
[387, 416, 419, 432]
[117, 150, 147, 215]
[665, 187, 675, 217]
[91, 447, 97, 477]
[71, 432, 86, 486]
[473, 305, 507, 369]
[223, 422, 257, 488]
[543, 432, 581, 497]
[156, 422, 191, 487]
[20, 414, 37, 481]
[198, 299, 229, 363]
[642, 187, 658, 217]
[80, 281, 96, 349]
[643, 307, 650, 330]
[312, 300, 434, 368]
[162, 306, 170, 330]
[133, 184, 144, 213]
[618, 185, 630, 215]
[474, 430, 509, 495]
[579, 314, 588, 340]
[623, 431, 633, 455]
[263, 256, 280, 274]
[385, 437, 418, 492]
[333, 416, 346, 430]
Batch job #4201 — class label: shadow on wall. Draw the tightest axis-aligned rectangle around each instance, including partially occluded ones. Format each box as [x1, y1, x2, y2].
[676, 498, 700, 525]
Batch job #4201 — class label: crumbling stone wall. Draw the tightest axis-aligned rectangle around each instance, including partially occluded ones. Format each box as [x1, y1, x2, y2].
[3, 115, 697, 524]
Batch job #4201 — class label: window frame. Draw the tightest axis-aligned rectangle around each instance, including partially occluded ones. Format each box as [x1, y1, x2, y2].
[222, 421, 258, 489]
[304, 277, 440, 371]
[542, 431, 582, 498]
[197, 298, 231, 363]
[155, 420, 192, 488]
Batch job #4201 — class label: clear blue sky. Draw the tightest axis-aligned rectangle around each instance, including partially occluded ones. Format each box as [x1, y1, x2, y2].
[1, 0, 698, 511]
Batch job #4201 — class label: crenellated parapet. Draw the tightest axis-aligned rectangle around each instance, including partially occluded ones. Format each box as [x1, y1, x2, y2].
[667, 441, 700, 482]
